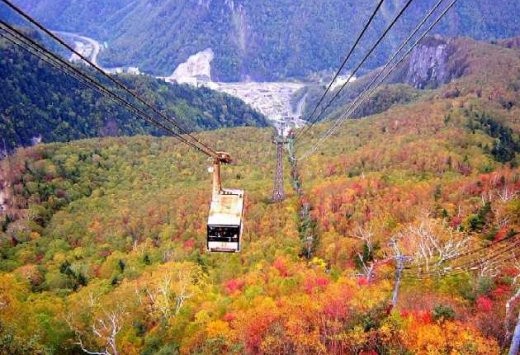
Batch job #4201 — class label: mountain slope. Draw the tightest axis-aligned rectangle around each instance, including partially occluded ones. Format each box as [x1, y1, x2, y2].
[0, 32, 268, 152]
[302, 36, 520, 123]
[7, 0, 520, 81]
[0, 36, 519, 353]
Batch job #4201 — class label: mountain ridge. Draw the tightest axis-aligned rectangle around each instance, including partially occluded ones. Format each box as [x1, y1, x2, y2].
[7, 0, 520, 81]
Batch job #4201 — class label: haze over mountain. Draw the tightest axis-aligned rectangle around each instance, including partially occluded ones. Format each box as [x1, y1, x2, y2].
[7, 0, 520, 81]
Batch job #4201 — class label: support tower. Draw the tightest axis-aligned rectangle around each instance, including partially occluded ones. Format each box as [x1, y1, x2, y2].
[272, 135, 287, 202]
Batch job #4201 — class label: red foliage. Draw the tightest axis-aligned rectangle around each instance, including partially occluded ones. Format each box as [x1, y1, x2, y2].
[304, 276, 329, 294]
[503, 267, 520, 277]
[450, 216, 462, 229]
[476, 296, 493, 312]
[351, 182, 364, 196]
[364, 206, 373, 221]
[224, 278, 245, 295]
[183, 238, 195, 250]
[243, 313, 277, 353]
[357, 277, 369, 286]
[223, 312, 236, 322]
[417, 311, 433, 324]
[273, 257, 289, 277]
[463, 181, 482, 196]
[492, 284, 511, 299]
[55, 189, 67, 198]
[401, 310, 433, 324]
[493, 227, 508, 241]
[323, 297, 347, 319]
[413, 311, 433, 324]
[316, 277, 329, 287]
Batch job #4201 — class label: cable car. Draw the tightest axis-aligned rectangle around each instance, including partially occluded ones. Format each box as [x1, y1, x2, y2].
[207, 152, 244, 252]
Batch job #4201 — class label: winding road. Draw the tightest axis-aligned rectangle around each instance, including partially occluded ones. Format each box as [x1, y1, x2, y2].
[53, 30, 102, 66]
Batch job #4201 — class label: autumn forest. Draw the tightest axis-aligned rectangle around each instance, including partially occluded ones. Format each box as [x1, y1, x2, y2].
[1, 7, 520, 355]
[0, 36, 519, 353]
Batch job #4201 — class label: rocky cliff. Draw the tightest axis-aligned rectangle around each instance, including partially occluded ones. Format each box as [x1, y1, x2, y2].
[401, 36, 469, 89]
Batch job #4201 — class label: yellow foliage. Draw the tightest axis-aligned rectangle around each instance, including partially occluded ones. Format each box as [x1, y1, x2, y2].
[404, 320, 499, 354]
[29, 231, 40, 240]
[206, 320, 231, 339]
[309, 256, 327, 269]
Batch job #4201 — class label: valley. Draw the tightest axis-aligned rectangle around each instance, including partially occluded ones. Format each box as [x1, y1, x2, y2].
[206, 81, 308, 131]
[59, 32, 314, 130]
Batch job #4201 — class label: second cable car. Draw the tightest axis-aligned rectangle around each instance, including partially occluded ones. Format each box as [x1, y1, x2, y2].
[207, 152, 244, 252]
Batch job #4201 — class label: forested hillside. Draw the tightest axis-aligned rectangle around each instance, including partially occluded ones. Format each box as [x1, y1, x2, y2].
[0, 37, 519, 353]
[7, 0, 520, 80]
[0, 32, 268, 152]
[303, 36, 516, 122]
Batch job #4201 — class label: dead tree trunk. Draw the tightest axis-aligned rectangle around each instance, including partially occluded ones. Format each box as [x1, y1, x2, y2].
[392, 256, 405, 307]
[390, 238, 410, 307]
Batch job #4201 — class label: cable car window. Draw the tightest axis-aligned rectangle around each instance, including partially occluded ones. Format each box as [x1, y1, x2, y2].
[207, 225, 240, 242]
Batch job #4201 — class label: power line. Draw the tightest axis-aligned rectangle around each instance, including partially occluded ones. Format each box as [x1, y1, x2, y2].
[297, 0, 458, 161]
[0, 22, 211, 156]
[412, 237, 520, 277]
[0, 24, 190, 145]
[404, 231, 520, 273]
[296, 0, 415, 141]
[371, 232, 519, 282]
[378, 243, 519, 282]
[0, 0, 218, 158]
[403, 245, 520, 280]
[303, 0, 385, 129]
[298, 0, 446, 150]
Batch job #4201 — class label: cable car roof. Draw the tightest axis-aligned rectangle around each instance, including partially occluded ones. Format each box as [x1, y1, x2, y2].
[208, 189, 244, 226]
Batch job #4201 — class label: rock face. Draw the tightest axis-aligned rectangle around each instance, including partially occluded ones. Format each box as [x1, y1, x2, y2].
[166, 48, 214, 85]
[405, 36, 454, 89]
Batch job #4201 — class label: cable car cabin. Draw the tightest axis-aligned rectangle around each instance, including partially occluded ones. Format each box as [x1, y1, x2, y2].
[207, 189, 244, 252]
[207, 152, 245, 253]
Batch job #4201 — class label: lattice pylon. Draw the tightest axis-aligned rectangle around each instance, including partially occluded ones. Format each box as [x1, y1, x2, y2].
[271, 139, 285, 202]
